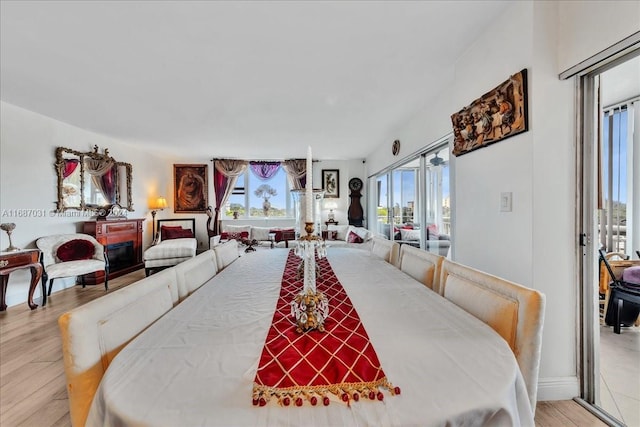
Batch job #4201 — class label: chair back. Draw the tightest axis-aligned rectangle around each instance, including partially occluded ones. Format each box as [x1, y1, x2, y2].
[213, 239, 240, 271]
[439, 259, 545, 412]
[370, 236, 400, 266]
[59, 267, 177, 426]
[397, 244, 443, 292]
[599, 249, 623, 283]
[599, 249, 640, 289]
[36, 234, 104, 267]
[174, 250, 218, 301]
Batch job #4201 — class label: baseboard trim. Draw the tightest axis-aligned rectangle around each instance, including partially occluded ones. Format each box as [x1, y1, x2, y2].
[537, 376, 580, 401]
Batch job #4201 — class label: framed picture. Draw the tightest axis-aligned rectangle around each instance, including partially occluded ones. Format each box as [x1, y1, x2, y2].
[174, 164, 208, 213]
[451, 68, 528, 157]
[321, 169, 339, 198]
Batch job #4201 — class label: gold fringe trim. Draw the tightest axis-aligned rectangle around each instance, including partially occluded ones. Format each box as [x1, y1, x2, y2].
[252, 377, 400, 407]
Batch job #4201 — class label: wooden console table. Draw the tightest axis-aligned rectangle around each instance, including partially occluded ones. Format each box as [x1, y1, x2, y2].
[0, 249, 43, 311]
[83, 219, 144, 284]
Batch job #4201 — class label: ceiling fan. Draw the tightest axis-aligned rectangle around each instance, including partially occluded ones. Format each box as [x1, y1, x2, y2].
[430, 152, 445, 166]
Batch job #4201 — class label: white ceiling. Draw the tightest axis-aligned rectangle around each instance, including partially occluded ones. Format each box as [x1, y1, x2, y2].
[1, 1, 512, 160]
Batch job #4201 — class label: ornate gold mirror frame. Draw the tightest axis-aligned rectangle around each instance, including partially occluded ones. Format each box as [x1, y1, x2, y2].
[55, 145, 133, 212]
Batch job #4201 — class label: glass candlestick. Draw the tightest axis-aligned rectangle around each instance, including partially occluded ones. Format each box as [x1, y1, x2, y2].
[290, 222, 329, 333]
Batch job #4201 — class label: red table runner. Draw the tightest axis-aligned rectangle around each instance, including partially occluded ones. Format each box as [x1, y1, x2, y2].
[252, 250, 398, 407]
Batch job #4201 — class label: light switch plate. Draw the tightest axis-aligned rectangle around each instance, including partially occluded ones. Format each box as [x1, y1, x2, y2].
[500, 192, 512, 212]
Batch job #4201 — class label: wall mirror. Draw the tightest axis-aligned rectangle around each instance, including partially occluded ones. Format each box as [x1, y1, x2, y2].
[55, 145, 133, 212]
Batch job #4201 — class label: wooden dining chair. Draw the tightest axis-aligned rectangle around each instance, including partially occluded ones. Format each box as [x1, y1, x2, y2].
[599, 249, 640, 334]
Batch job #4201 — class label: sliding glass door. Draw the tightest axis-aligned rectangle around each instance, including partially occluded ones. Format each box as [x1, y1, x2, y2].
[369, 137, 452, 256]
[423, 149, 451, 256]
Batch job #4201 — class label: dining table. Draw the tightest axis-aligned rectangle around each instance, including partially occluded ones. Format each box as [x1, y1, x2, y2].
[87, 247, 534, 426]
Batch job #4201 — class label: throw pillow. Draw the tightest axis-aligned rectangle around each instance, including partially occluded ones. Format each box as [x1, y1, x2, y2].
[348, 226, 371, 241]
[251, 226, 271, 241]
[56, 239, 96, 262]
[221, 231, 249, 241]
[160, 225, 182, 241]
[224, 225, 252, 235]
[400, 228, 420, 241]
[347, 231, 364, 244]
[427, 224, 439, 240]
[162, 226, 194, 240]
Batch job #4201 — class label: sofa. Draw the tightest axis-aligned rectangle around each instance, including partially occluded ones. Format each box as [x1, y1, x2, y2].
[379, 223, 450, 256]
[218, 224, 297, 248]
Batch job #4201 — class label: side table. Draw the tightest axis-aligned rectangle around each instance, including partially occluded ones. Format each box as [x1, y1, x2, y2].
[0, 249, 44, 311]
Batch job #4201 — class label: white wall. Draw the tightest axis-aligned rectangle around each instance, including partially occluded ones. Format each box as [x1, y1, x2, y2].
[0, 105, 363, 307]
[364, 1, 637, 401]
[557, 0, 640, 74]
[0, 101, 172, 306]
[315, 158, 366, 226]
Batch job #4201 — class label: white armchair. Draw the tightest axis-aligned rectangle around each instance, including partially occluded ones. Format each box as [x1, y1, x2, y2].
[144, 218, 197, 276]
[36, 233, 108, 305]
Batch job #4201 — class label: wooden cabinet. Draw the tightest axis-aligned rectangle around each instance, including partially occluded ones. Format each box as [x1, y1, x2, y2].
[83, 219, 144, 284]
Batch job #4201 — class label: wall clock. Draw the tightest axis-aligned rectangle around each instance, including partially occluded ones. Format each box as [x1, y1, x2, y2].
[392, 139, 400, 156]
[349, 177, 363, 192]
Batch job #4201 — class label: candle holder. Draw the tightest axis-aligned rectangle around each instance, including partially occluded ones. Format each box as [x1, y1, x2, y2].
[0, 223, 20, 252]
[290, 222, 329, 333]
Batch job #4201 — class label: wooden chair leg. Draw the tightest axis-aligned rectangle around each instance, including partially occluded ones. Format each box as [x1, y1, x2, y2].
[104, 269, 109, 291]
[80, 275, 86, 288]
[47, 278, 55, 296]
[41, 272, 48, 305]
[145, 268, 151, 277]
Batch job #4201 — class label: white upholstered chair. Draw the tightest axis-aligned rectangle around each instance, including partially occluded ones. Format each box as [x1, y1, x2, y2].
[59, 267, 179, 427]
[397, 244, 443, 292]
[439, 259, 546, 412]
[369, 236, 400, 266]
[144, 218, 197, 276]
[174, 249, 218, 301]
[36, 233, 108, 304]
[213, 239, 240, 271]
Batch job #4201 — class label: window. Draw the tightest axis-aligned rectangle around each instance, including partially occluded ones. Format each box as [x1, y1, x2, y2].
[599, 104, 636, 254]
[223, 166, 293, 218]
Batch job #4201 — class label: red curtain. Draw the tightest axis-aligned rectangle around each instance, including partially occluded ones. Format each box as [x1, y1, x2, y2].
[63, 159, 79, 178]
[212, 160, 248, 235]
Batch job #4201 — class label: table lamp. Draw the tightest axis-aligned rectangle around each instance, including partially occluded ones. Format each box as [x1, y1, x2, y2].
[149, 196, 168, 240]
[325, 200, 338, 222]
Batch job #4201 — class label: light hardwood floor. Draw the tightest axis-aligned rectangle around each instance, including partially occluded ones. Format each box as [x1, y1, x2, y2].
[1, 270, 607, 427]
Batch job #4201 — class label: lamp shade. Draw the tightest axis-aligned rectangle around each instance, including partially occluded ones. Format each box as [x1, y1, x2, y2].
[151, 196, 168, 210]
[324, 200, 338, 210]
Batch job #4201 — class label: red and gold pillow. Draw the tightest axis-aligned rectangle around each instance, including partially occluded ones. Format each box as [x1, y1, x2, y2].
[220, 231, 249, 241]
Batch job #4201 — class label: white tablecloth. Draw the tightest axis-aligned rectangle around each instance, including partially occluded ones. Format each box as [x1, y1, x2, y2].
[87, 248, 533, 427]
